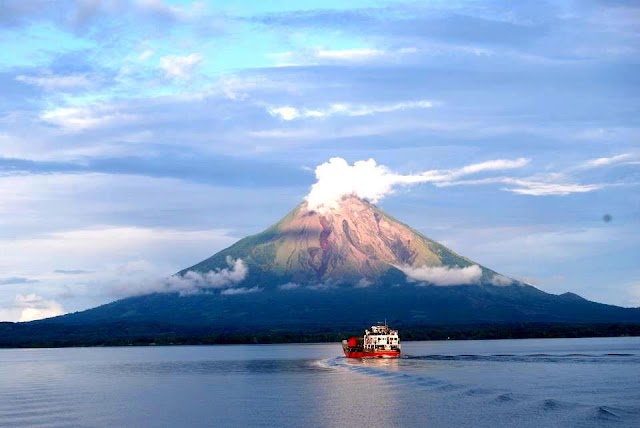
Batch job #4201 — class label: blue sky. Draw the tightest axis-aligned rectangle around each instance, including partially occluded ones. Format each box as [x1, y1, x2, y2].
[0, 0, 638, 321]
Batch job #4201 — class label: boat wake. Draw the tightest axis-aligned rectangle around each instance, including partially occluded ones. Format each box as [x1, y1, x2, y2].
[317, 354, 640, 427]
[402, 352, 640, 364]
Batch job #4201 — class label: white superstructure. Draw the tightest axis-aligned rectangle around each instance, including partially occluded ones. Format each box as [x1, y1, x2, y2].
[363, 323, 401, 352]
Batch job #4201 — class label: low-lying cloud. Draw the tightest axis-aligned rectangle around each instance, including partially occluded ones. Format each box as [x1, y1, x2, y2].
[109, 257, 248, 297]
[399, 264, 483, 286]
[489, 274, 514, 286]
[306, 157, 529, 212]
[220, 286, 262, 295]
[278, 282, 301, 290]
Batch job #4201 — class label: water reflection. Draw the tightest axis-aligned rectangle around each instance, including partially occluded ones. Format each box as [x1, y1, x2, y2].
[310, 356, 404, 428]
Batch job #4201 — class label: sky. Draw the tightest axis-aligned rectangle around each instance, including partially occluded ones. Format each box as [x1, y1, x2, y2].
[0, 0, 639, 321]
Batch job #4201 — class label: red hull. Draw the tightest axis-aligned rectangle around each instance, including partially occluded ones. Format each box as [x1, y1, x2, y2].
[343, 350, 401, 359]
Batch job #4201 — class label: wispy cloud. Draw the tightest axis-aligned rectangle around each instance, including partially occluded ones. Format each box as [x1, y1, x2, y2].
[160, 53, 203, 79]
[577, 153, 637, 170]
[0, 277, 39, 285]
[436, 151, 632, 197]
[41, 105, 137, 132]
[315, 48, 386, 61]
[54, 269, 94, 275]
[439, 176, 607, 196]
[272, 47, 418, 65]
[16, 72, 97, 91]
[422, 158, 530, 183]
[268, 100, 434, 121]
[503, 179, 605, 196]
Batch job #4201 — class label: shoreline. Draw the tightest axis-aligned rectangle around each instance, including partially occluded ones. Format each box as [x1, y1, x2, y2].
[2, 322, 640, 349]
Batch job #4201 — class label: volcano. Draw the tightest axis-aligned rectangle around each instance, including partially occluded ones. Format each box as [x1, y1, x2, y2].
[181, 195, 497, 288]
[3, 196, 640, 346]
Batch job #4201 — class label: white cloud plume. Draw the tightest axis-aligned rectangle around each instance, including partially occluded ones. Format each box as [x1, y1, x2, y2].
[268, 100, 433, 121]
[305, 157, 529, 211]
[398, 264, 482, 286]
[160, 53, 202, 79]
[0, 294, 65, 322]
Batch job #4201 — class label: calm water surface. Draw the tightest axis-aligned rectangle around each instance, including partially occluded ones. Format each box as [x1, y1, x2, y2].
[0, 337, 639, 427]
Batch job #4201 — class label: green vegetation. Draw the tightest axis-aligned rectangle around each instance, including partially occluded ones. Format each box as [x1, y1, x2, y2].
[1, 321, 639, 348]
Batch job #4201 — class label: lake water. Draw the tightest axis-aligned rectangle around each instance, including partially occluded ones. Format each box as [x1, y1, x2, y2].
[0, 337, 639, 427]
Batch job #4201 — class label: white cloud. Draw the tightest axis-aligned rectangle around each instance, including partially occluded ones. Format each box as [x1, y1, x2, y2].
[626, 283, 640, 307]
[16, 72, 95, 91]
[138, 49, 155, 61]
[16, 293, 64, 321]
[220, 286, 262, 295]
[267, 100, 434, 121]
[41, 105, 137, 132]
[315, 48, 386, 61]
[107, 257, 248, 297]
[490, 274, 514, 286]
[578, 153, 636, 169]
[503, 179, 604, 196]
[0, 293, 64, 322]
[305, 157, 529, 212]
[439, 176, 606, 196]
[423, 158, 530, 183]
[160, 53, 203, 79]
[305, 283, 335, 291]
[136, 0, 204, 22]
[398, 264, 483, 286]
[306, 158, 426, 211]
[268, 106, 301, 121]
[272, 47, 418, 66]
[278, 282, 301, 290]
[355, 278, 373, 288]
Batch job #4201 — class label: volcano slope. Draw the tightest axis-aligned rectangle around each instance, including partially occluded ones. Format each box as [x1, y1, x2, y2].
[4, 196, 640, 346]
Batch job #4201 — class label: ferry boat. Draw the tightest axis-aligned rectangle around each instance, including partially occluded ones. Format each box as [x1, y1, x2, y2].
[342, 323, 401, 358]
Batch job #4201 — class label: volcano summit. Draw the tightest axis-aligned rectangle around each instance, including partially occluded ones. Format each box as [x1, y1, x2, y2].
[14, 194, 637, 343]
